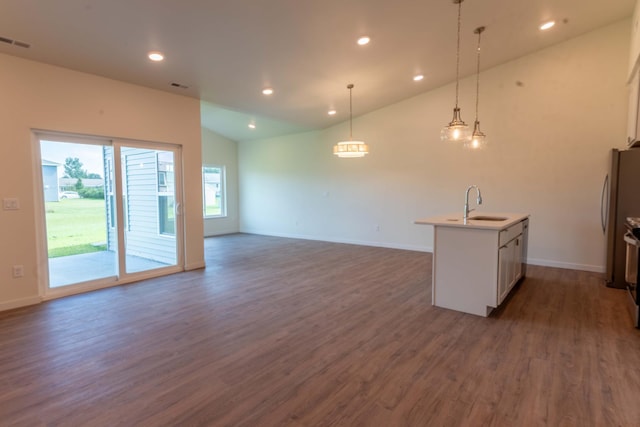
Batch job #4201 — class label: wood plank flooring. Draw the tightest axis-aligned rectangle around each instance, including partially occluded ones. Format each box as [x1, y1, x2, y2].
[1, 233, 639, 426]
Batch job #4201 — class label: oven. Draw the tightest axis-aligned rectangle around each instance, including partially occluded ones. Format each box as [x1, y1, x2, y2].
[624, 217, 640, 327]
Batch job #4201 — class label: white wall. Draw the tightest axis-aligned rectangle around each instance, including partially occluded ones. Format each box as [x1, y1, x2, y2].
[202, 127, 240, 236]
[629, 0, 640, 76]
[0, 53, 204, 311]
[238, 20, 630, 272]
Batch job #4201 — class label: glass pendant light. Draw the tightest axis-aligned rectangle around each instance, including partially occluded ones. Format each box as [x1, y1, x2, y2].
[333, 84, 369, 158]
[465, 26, 487, 150]
[441, 0, 470, 143]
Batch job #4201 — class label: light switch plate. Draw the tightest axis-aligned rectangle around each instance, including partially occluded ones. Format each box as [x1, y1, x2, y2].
[3, 198, 19, 210]
[12, 265, 24, 278]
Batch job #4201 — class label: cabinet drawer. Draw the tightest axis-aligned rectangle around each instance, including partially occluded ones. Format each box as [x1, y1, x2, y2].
[499, 221, 524, 246]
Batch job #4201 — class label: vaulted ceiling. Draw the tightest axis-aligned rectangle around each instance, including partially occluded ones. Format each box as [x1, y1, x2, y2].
[1, 0, 634, 141]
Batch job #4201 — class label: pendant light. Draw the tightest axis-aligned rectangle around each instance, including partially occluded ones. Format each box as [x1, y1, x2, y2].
[333, 84, 369, 158]
[441, 0, 471, 143]
[466, 26, 487, 150]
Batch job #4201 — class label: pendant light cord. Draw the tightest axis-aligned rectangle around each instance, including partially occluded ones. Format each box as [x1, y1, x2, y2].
[346, 84, 354, 140]
[454, 0, 462, 109]
[474, 27, 483, 121]
[349, 86, 353, 140]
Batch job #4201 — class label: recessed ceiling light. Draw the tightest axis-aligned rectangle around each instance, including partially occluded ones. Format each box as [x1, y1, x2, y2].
[413, 74, 424, 82]
[262, 88, 274, 95]
[148, 51, 164, 61]
[357, 36, 370, 46]
[328, 110, 337, 116]
[539, 21, 555, 31]
[248, 123, 256, 129]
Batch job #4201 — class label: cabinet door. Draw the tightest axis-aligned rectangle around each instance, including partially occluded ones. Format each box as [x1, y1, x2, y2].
[513, 236, 523, 283]
[499, 236, 524, 304]
[498, 244, 510, 304]
[521, 220, 529, 278]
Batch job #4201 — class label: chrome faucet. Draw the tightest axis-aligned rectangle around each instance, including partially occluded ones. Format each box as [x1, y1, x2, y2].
[464, 185, 482, 221]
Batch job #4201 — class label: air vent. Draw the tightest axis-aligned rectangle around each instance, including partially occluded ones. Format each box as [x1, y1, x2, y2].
[170, 82, 189, 89]
[0, 35, 31, 49]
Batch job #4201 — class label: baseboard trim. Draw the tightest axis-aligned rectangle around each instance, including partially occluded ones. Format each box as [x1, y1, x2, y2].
[0, 296, 42, 312]
[526, 257, 604, 273]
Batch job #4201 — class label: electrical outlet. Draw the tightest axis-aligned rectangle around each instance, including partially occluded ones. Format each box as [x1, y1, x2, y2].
[12, 265, 24, 278]
[3, 198, 19, 210]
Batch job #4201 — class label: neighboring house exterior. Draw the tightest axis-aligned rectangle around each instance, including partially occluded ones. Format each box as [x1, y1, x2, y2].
[41, 160, 61, 202]
[105, 147, 177, 265]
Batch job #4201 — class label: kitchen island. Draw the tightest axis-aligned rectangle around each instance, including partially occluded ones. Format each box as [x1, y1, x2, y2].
[415, 213, 529, 317]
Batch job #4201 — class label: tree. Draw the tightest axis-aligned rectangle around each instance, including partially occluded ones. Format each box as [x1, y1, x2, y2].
[64, 157, 87, 179]
[87, 172, 102, 179]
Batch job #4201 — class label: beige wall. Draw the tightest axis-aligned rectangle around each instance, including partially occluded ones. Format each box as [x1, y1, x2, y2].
[0, 53, 204, 311]
[202, 127, 240, 236]
[238, 20, 630, 272]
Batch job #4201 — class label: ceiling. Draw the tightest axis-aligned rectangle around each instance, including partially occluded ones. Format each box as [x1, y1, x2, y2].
[0, 0, 635, 141]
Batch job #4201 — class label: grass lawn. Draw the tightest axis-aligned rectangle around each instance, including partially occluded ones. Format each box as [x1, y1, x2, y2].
[45, 198, 107, 258]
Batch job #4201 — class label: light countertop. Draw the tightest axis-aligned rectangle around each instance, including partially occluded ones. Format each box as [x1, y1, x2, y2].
[415, 212, 529, 231]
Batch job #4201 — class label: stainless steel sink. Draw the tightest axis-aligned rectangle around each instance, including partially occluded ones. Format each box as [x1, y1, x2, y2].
[468, 215, 508, 221]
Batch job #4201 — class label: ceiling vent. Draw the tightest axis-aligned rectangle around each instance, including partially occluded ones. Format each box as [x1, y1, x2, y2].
[170, 82, 189, 89]
[0, 35, 31, 49]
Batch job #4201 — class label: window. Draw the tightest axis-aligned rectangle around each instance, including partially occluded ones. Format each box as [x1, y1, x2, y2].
[105, 153, 116, 229]
[203, 165, 226, 218]
[158, 152, 175, 235]
[158, 195, 175, 235]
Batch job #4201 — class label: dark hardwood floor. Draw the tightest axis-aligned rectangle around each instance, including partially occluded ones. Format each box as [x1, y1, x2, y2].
[1, 234, 639, 426]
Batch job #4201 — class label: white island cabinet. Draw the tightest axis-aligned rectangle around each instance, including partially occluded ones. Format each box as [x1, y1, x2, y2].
[415, 213, 529, 317]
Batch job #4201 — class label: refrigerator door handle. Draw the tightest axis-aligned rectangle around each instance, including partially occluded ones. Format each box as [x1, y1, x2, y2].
[601, 174, 609, 234]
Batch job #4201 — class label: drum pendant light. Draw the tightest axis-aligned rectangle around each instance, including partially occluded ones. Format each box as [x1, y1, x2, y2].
[466, 26, 488, 150]
[333, 84, 369, 158]
[441, 0, 471, 143]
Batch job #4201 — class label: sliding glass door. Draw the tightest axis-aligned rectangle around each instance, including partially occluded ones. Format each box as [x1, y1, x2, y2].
[37, 134, 183, 292]
[40, 140, 116, 287]
[118, 145, 179, 274]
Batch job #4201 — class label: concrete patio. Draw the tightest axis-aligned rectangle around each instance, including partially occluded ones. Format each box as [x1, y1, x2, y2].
[48, 250, 171, 287]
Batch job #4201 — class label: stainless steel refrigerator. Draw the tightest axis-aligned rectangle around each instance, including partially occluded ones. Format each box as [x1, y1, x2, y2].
[604, 148, 640, 288]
